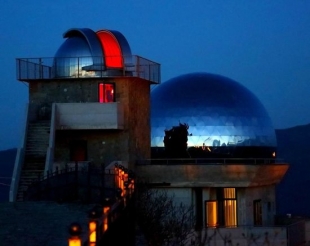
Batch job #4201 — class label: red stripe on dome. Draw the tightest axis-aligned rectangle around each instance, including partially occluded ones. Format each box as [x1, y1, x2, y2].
[96, 30, 123, 68]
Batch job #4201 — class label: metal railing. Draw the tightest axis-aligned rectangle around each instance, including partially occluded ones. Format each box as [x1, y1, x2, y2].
[16, 55, 161, 84]
[24, 163, 118, 203]
[136, 158, 283, 165]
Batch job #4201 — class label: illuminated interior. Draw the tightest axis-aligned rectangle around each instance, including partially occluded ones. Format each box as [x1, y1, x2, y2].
[205, 188, 237, 227]
[206, 201, 217, 227]
[99, 83, 115, 103]
[223, 188, 237, 227]
[96, 30, 123, 68]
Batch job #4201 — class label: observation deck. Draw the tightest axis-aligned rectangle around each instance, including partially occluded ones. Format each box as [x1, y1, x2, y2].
[16, 55, 161, 84]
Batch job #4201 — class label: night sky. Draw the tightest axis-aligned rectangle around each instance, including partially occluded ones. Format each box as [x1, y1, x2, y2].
[0, 0, 310, 150]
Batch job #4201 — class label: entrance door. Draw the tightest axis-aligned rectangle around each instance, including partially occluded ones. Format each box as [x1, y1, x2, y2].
[70, 140, 87, 162]
[253, 199, 262, 226]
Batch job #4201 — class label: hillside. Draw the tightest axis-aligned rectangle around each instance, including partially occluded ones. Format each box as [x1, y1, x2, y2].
[0, 148, 16, 202]
[276, 124, 310, 217]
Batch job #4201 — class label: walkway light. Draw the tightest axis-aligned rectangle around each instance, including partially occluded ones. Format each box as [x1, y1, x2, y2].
[88, 206, 102, 246]
[68, 222, 82, 246]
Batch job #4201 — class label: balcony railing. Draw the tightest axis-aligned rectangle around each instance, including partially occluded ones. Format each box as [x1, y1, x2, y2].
[136, 158, 283, 165]
[16, 55, 161, 84]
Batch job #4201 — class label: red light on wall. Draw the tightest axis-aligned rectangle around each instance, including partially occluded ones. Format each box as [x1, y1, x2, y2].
[96, 31, 123, 68]
[99, 83, 104, 103]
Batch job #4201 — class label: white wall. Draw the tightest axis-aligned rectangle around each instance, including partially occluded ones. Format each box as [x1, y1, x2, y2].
[55, 102, 123, 129]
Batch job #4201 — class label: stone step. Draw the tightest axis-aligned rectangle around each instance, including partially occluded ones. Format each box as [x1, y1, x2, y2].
[21, 173, 43, 177]
[25, 150, 47, 155]
[24, 161, 45, 166]
[26, 142, 48, 145]
[27, 138, 49, 142]
[21, 170, 44, 175]
[26, 137, 50, 142]
[24, 165, 45, 169]
[27, 133, 50, 138]
[29, 121, 51, 127]
[28, 126, 50, 131]
[24, 160, 45, 164]
[28, 126, 51, 132]
[28, 127, 50, 130]
[27, 134, 49, 137]
[25, 147, 48, 152]
[26, 142, 48, 147]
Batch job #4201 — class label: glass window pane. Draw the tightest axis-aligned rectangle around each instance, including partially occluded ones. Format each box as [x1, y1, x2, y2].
[105, 84, 114, 102]
[224, 188, 235, 198]
[206, 201, 217, 227]
[224, 200, 237, 227]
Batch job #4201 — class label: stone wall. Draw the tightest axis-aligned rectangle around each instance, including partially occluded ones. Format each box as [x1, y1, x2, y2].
[28, 77, 151, 168]
[244, 185, 276, 226]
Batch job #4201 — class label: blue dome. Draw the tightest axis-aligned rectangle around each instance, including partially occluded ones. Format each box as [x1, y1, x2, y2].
[151, 73, 276, 158]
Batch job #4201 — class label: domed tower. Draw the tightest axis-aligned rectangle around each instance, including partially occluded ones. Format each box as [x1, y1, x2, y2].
[11, 28, 160, 202]
[137, 72, 289, 232]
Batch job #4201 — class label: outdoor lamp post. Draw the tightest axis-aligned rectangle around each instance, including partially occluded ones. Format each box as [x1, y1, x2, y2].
[68, 222, 82, 246]
[88, 206, 102, 246]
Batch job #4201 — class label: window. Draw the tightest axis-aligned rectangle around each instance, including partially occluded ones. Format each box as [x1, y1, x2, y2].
[253, 199, 262, 226]
[98, 83, 115, 103]
[206, 201, 217, 227]
[205, 188, 237, 227]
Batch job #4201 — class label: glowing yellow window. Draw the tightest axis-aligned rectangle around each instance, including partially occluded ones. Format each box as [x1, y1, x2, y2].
[206, 201, 217, 227]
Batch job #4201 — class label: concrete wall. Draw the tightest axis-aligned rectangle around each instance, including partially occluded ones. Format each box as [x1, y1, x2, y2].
[245, 186, 276, 226]
[136, 164, 289, 187]
[55, 102, 124, 129]
[54, 130, 128, 167]
[198, 226, 287, 246]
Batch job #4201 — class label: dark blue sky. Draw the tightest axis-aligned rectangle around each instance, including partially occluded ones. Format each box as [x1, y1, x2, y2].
[0, 0, 310, 150]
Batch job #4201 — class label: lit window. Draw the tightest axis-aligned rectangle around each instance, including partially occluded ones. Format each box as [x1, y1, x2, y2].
[205, 188, 237, 227]
[99, 83, 115, 103]
[206, 201, 217, 227]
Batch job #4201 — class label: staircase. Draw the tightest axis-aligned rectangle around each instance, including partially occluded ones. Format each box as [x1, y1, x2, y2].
[17, 120, 50, 201]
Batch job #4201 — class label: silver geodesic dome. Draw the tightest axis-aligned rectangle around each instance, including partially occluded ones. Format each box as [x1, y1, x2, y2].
[151, 73, 276, 156]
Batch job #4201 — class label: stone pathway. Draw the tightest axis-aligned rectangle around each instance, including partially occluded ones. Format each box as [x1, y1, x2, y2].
[0, 201, 95, 246]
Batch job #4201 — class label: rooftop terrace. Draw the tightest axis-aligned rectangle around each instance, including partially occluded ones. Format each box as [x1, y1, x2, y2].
[16, 55, 161, 84]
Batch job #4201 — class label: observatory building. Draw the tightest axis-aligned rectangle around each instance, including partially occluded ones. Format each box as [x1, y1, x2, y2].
[10, 27, 294, 244]
[11, 27, 160, 202]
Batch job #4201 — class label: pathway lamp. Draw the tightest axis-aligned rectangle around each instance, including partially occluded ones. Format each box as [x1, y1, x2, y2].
[68, 222, 82, 246]
[88, 206, 102, 246]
